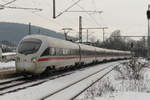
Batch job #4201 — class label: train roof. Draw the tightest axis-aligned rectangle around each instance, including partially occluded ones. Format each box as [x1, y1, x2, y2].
[23, 34, 79, 49]
[22, 34, 131, 54]
[79, 44, 96, 51]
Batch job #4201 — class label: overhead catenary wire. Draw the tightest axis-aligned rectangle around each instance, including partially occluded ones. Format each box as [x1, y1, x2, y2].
[0, 0, 42, 11]
[2, 0, 65, 33]
[19, 0, 77, 34]
[0, 0, 100, 38]
[29, 11, 80, 37]
[2, 0, 16, 6]
[30, 0, 80, 34]
[0, 0, 68, 34]
[54, 0, 84, 18]
[71, 0, 100, 26]
[0, 5, 42, 11]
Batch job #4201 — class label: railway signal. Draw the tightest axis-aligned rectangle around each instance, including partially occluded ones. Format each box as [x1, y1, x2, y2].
[147, 5, 150, 19]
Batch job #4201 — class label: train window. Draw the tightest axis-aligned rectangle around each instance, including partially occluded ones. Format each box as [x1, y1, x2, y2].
[18, 38, 42, 55]
[63, 49, 68, 55]
[49, 48, 56, 56]
[55, 48, 60, 56]
[60, 48, 63, 55]
[41, 48, 50, 56]
[70, 49, 74, 55]
[63, 49, 67, 55]
[62, 49, 66, 55]
[54, 48, 63, 56]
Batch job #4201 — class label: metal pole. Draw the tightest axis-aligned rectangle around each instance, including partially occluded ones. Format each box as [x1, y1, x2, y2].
[87, 29, 88, 42]
[28, 22, 31, 35]
[143, 36, 146, 57]
[38, 28, 40, 34]
[148, 19, 150, 56]
[102, 28, 105, 42]
[147, 5, 150, 57]
[53, 0, 56, 19]
[143, 36, 145, 49]
[64, 31, 67, 40]
[79, 16, 82, 43]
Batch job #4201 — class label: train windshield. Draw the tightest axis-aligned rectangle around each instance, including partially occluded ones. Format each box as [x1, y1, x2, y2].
[18, 38, 42, 55]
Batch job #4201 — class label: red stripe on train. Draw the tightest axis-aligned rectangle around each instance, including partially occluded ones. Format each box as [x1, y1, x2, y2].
[38, 56, 97, 62]
[38, 57, 78, 62]
[38, 56, 125, 62]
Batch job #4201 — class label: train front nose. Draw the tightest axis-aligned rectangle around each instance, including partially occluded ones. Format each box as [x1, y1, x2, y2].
[16, 38, 42, 74]
[16, 57, 37, 74]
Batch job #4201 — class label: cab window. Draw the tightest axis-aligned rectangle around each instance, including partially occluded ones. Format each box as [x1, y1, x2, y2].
[41, 48, 50, 56]
[18, 38, 42, 55]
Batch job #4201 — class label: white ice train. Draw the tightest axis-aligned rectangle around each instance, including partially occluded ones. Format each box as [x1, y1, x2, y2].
[16, 34, 131, 75]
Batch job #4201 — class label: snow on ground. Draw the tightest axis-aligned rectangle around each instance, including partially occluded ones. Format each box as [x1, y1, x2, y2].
[1, 59, 150, 100]
[0, 61, 15, 68]
[0, 61, 15, 72]
[0, 61, 126, 100]
[95, 92, 150, 100]
[137, 57, 148, 65]
[76, 58, 150, 100]
[2, 52, 16, 56]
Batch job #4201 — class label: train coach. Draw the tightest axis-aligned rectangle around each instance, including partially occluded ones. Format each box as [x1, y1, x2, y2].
[16, 34, 131, 75]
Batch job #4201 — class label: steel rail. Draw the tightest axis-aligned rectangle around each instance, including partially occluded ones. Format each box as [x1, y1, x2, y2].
[41, 63, 121, 100]
[71, 65, 117, 100]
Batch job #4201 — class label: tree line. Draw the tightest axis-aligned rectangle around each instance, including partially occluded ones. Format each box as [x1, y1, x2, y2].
[93, 30, 147, 57]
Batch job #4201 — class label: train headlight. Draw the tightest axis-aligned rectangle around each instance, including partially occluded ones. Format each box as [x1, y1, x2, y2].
[31, 58, 37, 63]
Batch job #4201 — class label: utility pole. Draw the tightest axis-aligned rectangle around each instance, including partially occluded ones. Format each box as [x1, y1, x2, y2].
[87, 29, 88, 42]
[38, 28, 41, 34]
[143, 36, 146, 49]
[53, 0, 56, 19]
[147, 4, 150, 57]
[79, 16, 82, 43]
[28, 22, 31, 35]
[102, 28, 107, 42]
[143, 36, 146, 56]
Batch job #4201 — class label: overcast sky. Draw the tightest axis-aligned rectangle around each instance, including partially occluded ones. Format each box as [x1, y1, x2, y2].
[0, 0, 149, 41]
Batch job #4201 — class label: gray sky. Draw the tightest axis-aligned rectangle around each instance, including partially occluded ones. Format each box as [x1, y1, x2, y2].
[0, 0, 149, 41]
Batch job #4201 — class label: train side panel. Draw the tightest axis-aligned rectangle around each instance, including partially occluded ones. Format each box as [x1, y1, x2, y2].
[37, 37, 80, 69]
[79, 44, 96, 64]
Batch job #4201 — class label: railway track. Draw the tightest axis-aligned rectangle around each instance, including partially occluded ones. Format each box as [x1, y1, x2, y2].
[0, 76, 24, 85]
[41, 62, 121, 100]
[0, 60, 129, 100]
[0, 60, 110, 95]
[0, 70, 75, 96]
[0, 62, 94, 96]
[0, 69, 16, 78]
